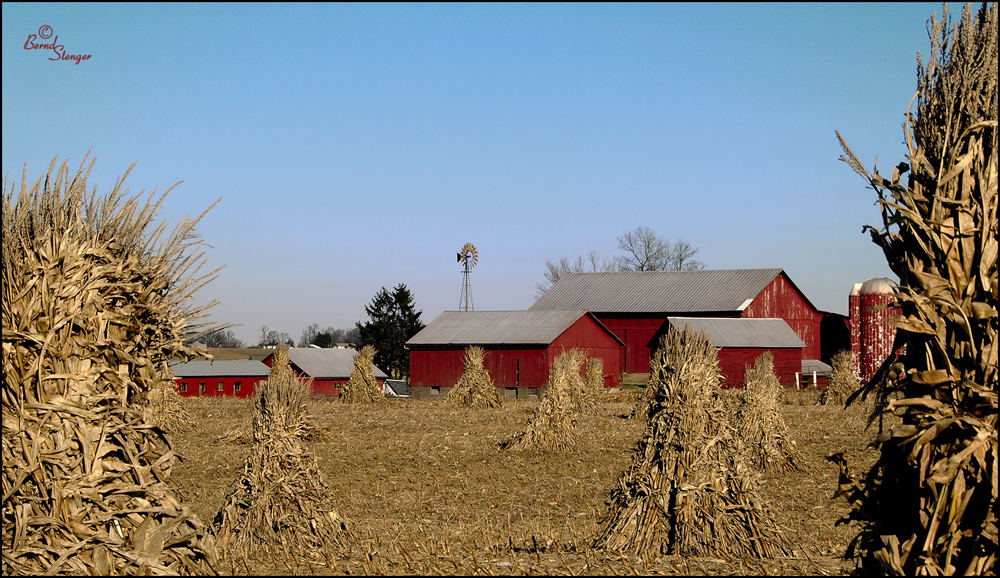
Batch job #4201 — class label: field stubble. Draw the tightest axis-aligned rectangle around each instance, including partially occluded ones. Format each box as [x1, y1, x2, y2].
[171, 389, 883, 575]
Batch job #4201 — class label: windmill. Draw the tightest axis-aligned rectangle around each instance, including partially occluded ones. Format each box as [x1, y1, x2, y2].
[457, 242, 478, 311]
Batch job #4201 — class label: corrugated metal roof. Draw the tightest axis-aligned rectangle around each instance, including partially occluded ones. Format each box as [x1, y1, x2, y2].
[801, 359, 833, 374]
[170, 359, 271, 378]
[406, 310, 594, 346]
[287, 348, 389, 379]
[666, 317, 805, 348]
[529, 268, 784, 313]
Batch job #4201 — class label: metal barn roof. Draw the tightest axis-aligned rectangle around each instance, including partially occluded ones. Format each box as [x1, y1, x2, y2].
[665, 317, 806, 349]
[286, 347, 389, 379]
[170, 359, 271, 378]
[529, 268, 785, 313]
[406, 310, 616, 346]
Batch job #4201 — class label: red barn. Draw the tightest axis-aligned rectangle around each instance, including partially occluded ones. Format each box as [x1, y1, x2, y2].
[406, 310, 625, 397]
[263, 347, 389, 398]
[661, 317, 805, 388]
[171, 359, 271, 398]
[530, 268, 848, 376]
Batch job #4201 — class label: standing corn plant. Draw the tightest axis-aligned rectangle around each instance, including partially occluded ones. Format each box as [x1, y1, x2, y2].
[2, 155, 222, 575]
[834, 3, 997, 574]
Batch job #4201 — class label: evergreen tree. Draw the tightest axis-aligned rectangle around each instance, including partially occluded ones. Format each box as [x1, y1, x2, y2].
[355, 283, 425, 379]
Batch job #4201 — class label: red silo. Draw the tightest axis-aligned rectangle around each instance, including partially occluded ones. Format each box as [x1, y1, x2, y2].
[849, 282, 862, 378]
[859, 277, 898, 383]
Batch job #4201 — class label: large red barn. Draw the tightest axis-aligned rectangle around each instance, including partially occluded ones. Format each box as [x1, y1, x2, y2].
[660, 317, 805, 388]
[406, 310, 625, 397]
[529, 268, 848, 376]
[263, 347, 389, 398]
[171, 359, 270, 398]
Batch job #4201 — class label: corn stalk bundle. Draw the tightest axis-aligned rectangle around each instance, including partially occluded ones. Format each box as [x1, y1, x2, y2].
[577, 356, 604, 414]
[593, 327, 790, 559]
[835, 4, 997, 574]
[213, 346, 351, 569]
[446, 345, 502, 407]
[143, 363, 194, 433]
[503, 349, 585, 452]
[2, 156, 221, 575]
[339, 345, 385, 404]
[735, 352, 804, 473]
[819, 350, 860, 407]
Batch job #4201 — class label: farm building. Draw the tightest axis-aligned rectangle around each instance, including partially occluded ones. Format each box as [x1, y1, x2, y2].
[659, 317, 806, 388]
[262, 347, 389, 398]
[171, 359, 271, 398]
[849, 276, 902, 383]
[529, 268, 849, 376]
[406, 310, 625, 397]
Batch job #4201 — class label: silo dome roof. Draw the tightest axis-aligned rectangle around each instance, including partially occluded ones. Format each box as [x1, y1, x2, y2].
[850, 282, 863, 296]
[860, 277, 897, 295]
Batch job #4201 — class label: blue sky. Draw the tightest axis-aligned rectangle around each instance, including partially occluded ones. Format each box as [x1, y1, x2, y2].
[3, 2, 948, 346]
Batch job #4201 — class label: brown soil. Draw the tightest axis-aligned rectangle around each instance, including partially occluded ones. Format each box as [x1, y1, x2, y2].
[169, 388, 883, 575]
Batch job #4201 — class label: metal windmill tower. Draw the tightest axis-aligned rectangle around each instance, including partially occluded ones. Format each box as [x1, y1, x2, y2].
[457, 242, 478, 311]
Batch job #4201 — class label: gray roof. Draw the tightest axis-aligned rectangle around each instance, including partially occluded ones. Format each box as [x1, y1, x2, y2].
[530, 268, 785, 313]
[406, 310, 621, 346]
[285, 347, 388, 379]
[665, 317, 805, 348]
[801, 359, 833, 374]
[170, 359, 271, 378]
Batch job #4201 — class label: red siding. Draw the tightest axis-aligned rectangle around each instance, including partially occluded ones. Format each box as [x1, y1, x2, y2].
[175, 375, 264, 398]
[742, 273, 824, 361]
[717, 347, 802, 389]
[596, 315, 678, 373]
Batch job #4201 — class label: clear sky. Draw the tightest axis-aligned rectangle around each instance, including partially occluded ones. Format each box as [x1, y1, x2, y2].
[3, 2, 950, 346]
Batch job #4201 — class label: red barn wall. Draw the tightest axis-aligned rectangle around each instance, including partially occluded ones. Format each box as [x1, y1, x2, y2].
[742, 274, 823, 361]
[594, 315, 675, 373]
[717, 347, 802, 389]
[175, 375, 264, 398]
[548, 316, 624, 388]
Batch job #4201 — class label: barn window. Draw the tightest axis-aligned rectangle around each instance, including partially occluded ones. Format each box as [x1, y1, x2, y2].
[180, 382, 187, 392]
[515, 359, 520, 387]
[217, 382, 224, 392]
[234, 382, 241, 392]
[199, 382, 206, 395]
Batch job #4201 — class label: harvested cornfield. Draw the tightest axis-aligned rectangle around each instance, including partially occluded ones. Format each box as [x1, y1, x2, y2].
[593, 327, 791, 559]
[446, 346, 502, 408]
[1, 156, 221, 575]
[819, 350, 858, 407]
[502, 349, 585, 452]
[735, 352, 804, 473]
[213, 346, 351, 571]
[339, 345, 385, 404]
[836, 3, 998, 574]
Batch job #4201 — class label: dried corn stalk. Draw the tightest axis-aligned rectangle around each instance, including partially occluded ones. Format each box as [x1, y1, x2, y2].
[2, 155, 221, 575]
[819, 350, 859, 407]
[735, 352, 804, 473]
[593, 328, 790, 559]
[577, 357, 604, 414]
[446, 346, 502, 407]
[339, 345, 385, 404]
[835, 3, 997, 574]
[213, 346, 351, 570]
[503, 349, 585, 452]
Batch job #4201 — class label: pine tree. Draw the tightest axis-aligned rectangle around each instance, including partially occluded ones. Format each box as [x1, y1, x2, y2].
[355, 283, 425, 379]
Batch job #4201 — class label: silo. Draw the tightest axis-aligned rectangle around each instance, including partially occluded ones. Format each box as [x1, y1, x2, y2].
[859, 277, 898, 383]
[849, 282, 863, 377]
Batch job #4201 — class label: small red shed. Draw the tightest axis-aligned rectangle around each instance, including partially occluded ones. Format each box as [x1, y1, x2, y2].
[406, 310, 625, 396]
[263, 347, 389, 398]
[171, 359, 271, 398]
[661, 317, 805, 388]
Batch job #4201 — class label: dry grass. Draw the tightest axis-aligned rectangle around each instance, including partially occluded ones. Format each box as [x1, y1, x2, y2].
[170, 390, 884, 575]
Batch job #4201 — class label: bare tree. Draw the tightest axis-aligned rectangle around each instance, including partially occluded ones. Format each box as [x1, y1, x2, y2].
[198, 328, 245, 348]
[615, 226, 670, 271]
[667, 239, 704, 271]
[535, 251, 614, 296]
